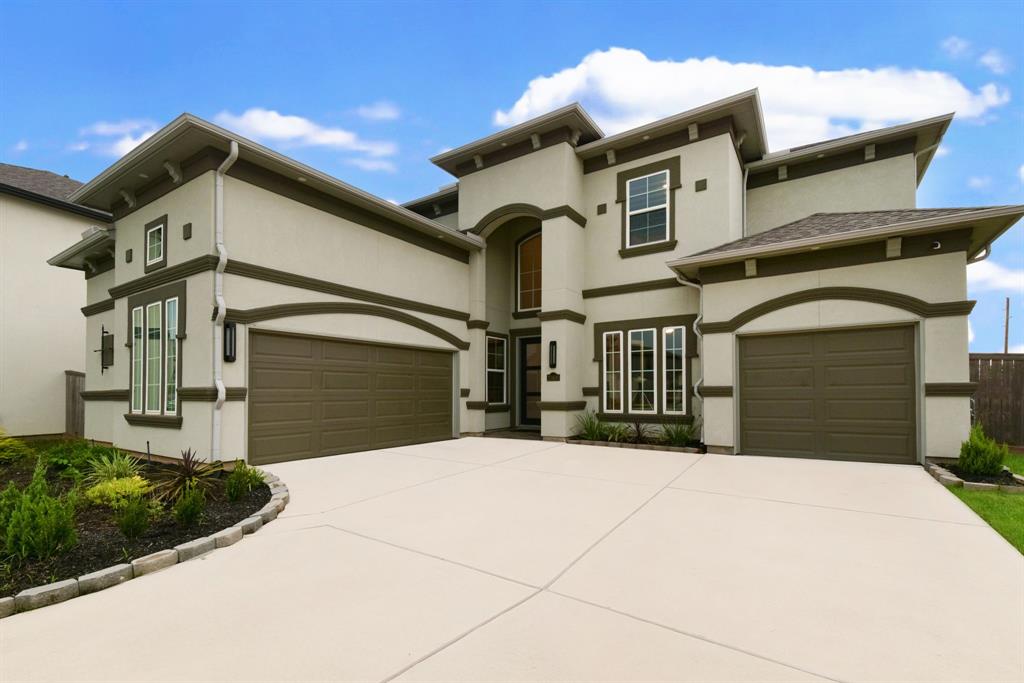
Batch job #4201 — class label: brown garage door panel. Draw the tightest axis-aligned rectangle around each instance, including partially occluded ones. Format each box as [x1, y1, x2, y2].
[739, 326, 916, 464]
[248, 332, 454, 465]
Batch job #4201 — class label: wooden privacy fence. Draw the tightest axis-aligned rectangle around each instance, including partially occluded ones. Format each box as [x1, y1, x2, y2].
[64, 370, 84, 438]
[969, 354, 1024, 446]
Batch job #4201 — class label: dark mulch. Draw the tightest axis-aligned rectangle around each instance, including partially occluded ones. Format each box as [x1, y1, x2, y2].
[1, 459, 271, 598]
[946, 465, 1022, 487]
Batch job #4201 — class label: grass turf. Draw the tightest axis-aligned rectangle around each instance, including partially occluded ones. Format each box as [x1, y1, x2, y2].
[951, 488, 1024, 554]
[1002, 451, 1024, 476]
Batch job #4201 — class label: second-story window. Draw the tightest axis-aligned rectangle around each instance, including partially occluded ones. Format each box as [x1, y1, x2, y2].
[626, 170, 669, 247]
[517, 232, 542, 311]
[144, 214, 168, 273]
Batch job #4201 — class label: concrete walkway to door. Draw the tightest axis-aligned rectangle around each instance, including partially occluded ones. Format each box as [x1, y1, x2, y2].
[2, 438, 1021, 682]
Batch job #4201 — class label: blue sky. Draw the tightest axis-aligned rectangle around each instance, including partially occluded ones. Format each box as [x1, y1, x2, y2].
[1, 0, 1021, 351]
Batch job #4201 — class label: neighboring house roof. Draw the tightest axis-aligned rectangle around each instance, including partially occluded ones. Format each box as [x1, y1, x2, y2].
[0, 163, 111, 221]
[669, 205, 1024, 278]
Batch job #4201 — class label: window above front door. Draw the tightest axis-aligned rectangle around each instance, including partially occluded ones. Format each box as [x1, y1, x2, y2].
[517, 232, 542, 312]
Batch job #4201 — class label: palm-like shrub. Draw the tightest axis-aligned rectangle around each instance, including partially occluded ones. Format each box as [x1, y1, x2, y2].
[84, 450, 140, 485]
[155, 449, 222, 502]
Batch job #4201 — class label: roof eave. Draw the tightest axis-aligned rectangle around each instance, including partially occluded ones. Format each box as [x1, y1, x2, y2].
[47, 228, 116, 270]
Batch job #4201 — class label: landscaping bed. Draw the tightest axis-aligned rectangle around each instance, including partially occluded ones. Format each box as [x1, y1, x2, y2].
[0, 432, 272, 599]
[571, 411, 704, 452]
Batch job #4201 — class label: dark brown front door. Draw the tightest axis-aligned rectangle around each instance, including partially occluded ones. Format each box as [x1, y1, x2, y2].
[248, 331, 453, 465]
[519, 337, 541, 426]
[738, 325, 917, 464]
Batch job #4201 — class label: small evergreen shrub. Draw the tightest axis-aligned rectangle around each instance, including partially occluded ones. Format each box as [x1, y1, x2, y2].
[114, 497, 157, 540]
[0, 429, 33, 464]
[84, 450, 140, 485]
[574, 411, 608, 441]
[0, 481, 22, 532]
[85, 476, 152, 509]
[662, 421, 700, 447]
[225, 461, 265, 502]
[173, 485, 206, 526]
[3, 468, 77, 561]
[958, 424, 1008, 477]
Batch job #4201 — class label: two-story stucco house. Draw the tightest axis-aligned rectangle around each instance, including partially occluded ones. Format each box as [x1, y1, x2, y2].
[49, 90, 1022, 467]
[1, 164, 111, 438]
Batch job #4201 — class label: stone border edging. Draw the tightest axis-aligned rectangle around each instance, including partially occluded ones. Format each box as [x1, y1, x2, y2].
[569, 439, 703, 454]
[926, 460, 1024, 493]
[0, 469, 289, 619]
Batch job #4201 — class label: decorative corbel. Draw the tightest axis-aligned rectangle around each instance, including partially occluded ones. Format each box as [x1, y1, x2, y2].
[432, 203, 442, 217]
[118, 188, 136, 209]
[473, 154, 483, 170]
[569, 128, 582, 145]
[744, 259, 758, 278]
[163, 160, 182, 184]
[688, 123, 699, 141]
[605, 149, 616, 166]
[530, 133, 541, 150]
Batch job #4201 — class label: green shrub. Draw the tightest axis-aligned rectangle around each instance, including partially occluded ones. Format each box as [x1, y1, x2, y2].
[603, 423, 630, 443]
[958, 424, 1008, 477]
[3, 471, 77, 561]
[85, 476, 152, 509]
[173, 485, 205, 526]
[156, 449, 222, 503]
[629, 420, 652, 444]
[114, 497, 157, 540]
[662, 421, 700, 447]
[0, 429, 33, 464]
[39, 440, 120, 481]
[84, 450, 140, 485]
[225, 461, 265, 502]
[574, 411, 608, 441]
[0, 482, 21, 532]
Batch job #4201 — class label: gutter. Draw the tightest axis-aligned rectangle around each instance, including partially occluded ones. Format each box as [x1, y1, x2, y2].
[675, 275, 705, 445]
[211, 140, 238, 462]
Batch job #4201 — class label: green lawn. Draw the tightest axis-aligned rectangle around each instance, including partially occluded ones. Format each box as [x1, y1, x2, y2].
[951, 488, 1024, 554]
[1003, 451, 1024, 476]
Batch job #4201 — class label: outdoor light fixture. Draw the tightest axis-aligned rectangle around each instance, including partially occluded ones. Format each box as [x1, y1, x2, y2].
[549, 340, 557, 369]
[224, 322, 237, 362]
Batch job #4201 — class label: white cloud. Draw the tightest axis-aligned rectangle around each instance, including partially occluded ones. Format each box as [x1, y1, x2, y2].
[79, 119, 156, 137]
[71, 118, 159, 157]
[215, 108, 396, 157]
[967, 260, 1024, 294]
[492, 48, 1012, 151]
[967, 175, 992, 189]
[1018, 163, 1024, 184]
[11, 140, 28, 153]
[968, 320, 975, 344]
[941, 36, 971, 58]
[108, 131, 156, 157]
[345, 157, 397, 173]
[978, 49, 1010, 75]
[67, 141, 90, 152]
[935, 145, 951, 158]
[356, 101, 400, 121]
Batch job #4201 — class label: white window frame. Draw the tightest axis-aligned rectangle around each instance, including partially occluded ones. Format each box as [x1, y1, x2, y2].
[145, 222, 165, 265]
[662, 326, 687, 415]
[625, 170, 670, 249]
[164, 297, 179, 414]
[486, 335, 507, 404]
[627, 328, 658, 414]
[130, 306, 144, 413]
[602, 331, 624, 414]
[516, 232, 542, 312]
[144, 301, 163, 414]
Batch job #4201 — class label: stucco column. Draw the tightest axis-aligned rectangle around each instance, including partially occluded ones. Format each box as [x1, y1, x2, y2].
[539, 215, 586, 439]
[462, 248, 487, 435]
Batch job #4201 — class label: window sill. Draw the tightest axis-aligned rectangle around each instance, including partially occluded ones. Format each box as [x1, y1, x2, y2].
[485, 403, 510, 413]
[123, 413, 183, 429]
[618, 239, 677, 259]
[512, 310, 539, 319]
[597, 412, 693, 424]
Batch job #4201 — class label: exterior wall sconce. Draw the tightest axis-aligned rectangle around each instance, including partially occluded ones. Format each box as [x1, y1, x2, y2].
[549, 340, 557, 369]
[224, 322, 237, 362]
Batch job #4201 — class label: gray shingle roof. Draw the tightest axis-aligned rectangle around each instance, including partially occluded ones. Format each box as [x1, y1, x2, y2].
[691, 208, 1009, 257]
[0, 163, 84, 201]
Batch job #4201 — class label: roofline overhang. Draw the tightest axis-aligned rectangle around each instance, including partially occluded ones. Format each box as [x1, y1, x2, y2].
[47, 226, 116, 270]
[401, 183, 459, 209]
[0, 182, 111, 222]
[668, 205, 1024, 277]
[70, 114, 483, 252]
[575, 89, 768, 162]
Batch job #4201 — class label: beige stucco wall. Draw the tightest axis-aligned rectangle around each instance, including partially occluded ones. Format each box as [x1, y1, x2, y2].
[0, 195, 95, 436]
[699, 252, 971, 460]
[745, 154, 917, 235]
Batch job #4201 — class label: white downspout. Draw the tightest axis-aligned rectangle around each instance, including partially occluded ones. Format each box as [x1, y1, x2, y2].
[211, 141, 239, 462]
[676, 275, 704, 444]
[741, 167, 749, 237]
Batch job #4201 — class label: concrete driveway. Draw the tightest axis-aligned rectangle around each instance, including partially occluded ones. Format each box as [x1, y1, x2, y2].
[2, 438, 1021, 682]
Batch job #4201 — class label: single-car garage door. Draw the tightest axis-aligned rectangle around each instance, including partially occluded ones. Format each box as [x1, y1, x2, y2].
[738, 325, 916, 464]
[248, 331, 453, 465]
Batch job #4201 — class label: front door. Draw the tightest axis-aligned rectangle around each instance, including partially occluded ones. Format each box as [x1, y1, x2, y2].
[519, 337, 541, 426]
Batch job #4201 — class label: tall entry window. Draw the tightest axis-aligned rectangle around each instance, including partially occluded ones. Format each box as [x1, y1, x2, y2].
[127, 280, 186, 418]
[602, 332, 624, 413]
[517, 232, 542, 311]
[663, 326, 686, 414]
[486, 336, 507, 404]
[628, 329, 657, 414]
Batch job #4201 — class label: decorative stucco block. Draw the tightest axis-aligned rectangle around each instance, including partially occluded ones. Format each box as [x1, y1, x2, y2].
[175, 536, 216, 561]
[211, 526, 244, 548]
[938, 474, 963, 487]
[0, 596, 16, 619]
[78, 563, 133, 594]
[235, 515, 263, 534]
[132, 549, 178, 576]
[963, 481, 999, 492]
[14, 579, 79, 612]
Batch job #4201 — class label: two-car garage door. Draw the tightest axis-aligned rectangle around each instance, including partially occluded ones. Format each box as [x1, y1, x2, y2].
[738, 325, 917, 464]
[248, 331, 453, 465]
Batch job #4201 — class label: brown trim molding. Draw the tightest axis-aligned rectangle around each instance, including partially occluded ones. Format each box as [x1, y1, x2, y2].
[142, 214, 169, 274]
[582, 386, 599, 397]
[177, 387, 248, 401]
[0, 182, 112, 221]
[592, 315, 698, 362]
[81, 389, 129, 401]
[109, 254, 217, 299]
[538, 401, 587, 411]
[449, 127, 579, 178]
[924, 382, 978, 397]
[485, 403, 511, 413]
[748, 137, 916, 190]
[618, 240, 678, 259]
[582, 278, 680, 299]
[700, 385, 733, 397]
[584, 117, 734, 175]
[466, 319, 490, 329]
[224, 260, 470, 322]
[82, 298, 116, 317]
[466, 401, 488, 410]
[537, 309, 586, 324]
[225, 301, 470, 350]
[512, 310, 539, 320]
[123, 414, 183, 429]
[699, 287, 976, 334]
[470, 203, 586, 235]
[597, 412, 695, 425]
[460, 388, 471, 398]
[616, 157, 681, 259]
[698, 229, 973, 284]
[112, 148, 223, 220]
